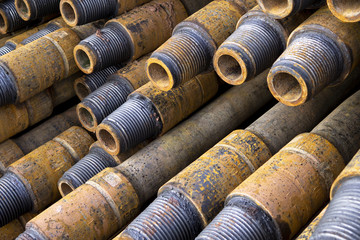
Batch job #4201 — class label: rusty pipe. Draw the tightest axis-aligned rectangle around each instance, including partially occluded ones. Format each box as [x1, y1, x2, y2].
[97, 71, 219, 155]
[17, 70, 273, 240]
[73, 0, 188, 74]
[310, 149, 360, 239]
[197, 90, 360, 240]
[267, 6, 360, 106]
[327, 0, 360, 23]
[77, 55, 150, 132]
[15, 0, 60, 21]
[74, 65, 122, 100]
[0, 126, 94, 227]
[213, 6, 311, 85]
[146, 0, 257, 91]
[0, 0, 27, 34]
[118, 66, 357, 240]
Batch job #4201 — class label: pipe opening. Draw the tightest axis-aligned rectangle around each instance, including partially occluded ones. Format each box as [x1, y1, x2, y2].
[148, 62, 171, 90]
[0, 13, 6, 30]
[61, 2, 76, 24]
[258, 0, 290, 17]
[76, 49, 91, 71]
[15, 0, 30, 18]
[59, 181, 74, 196]
[78, 107, 95, 129]
[98, 129, 117, 152]
[217, 54, 242, 82]
[75, 82, 90, 99]
[272, 72, 302, 101]
[330, 0, 360, 21]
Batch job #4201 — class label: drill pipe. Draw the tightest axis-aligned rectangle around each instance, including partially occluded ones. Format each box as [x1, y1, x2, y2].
[17, 70, 273, 240]
[197, 90, 360, 240]
[296, 206, 327, 240]
[15, 0, 60, 21]
[327, 0, 360, 23]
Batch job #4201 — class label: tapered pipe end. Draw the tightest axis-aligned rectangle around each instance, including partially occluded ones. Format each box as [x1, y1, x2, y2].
[60, 0, 79, 27]
[196, 197, 279, 240]
[257, 0, 295, 19]
[14, 0, 31, 21]
[74, 77, 91, 100]
[121, 191, 203, 240]
[74, 44, 96, 74]
[327, 0, 360, 23]
[0, 65, 18, 106]
[77, 102, 98, 132]
[146, 58, 175, 91]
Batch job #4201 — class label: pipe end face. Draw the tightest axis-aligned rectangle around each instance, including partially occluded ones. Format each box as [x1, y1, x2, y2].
[60, 0, 78, 27]
[96, 125, 120, 155]
[15, 0, 31, 21]
[147, 58, 174, 91]
[257, 0, 294, 19]
[76, 103, 98, 132]
[327, 0, 360, 22]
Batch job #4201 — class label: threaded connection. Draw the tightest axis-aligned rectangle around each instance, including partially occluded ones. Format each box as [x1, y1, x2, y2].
[311, 177, 360, 240]
[215, 18, 284, 85]
[58, 147, 117, 196]
[20, 23, 60, 45]
[0, 173, 33, 227]
[0, 0, 27, 33]
[148, 28, 212, 91]
[78, 80, 132, 131]
[196, 197, 279, 240]
[0, 42, 16, 56]
[84, 65, 121, 92]
[328, 0, 360, 22]
[122, 191, 203, 240]
[97, 96, 161, 154]
[60, 0, 117, 26]
[0, 65, 18, 105]
[16, 0, 59, 21]
[75, 24, 131, 73]
[257, 0, 300, 18]
[17, 228, 43, 240]
[268, 32, 344, 106]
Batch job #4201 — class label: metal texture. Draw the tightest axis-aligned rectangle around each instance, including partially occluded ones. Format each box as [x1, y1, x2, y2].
[0, 0, 27, 34]
[327, 0, 360, 22]
[295, 206, 327, 239]
[15, 0, 60, 21]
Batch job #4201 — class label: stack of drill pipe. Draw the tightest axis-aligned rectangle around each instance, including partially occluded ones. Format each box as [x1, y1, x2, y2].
[77, 54, 150, 132]
[0, 74, 79, 143]
[310, 149, 360, 239]
[96, 71, 219, 155]
[74, 65, 122, 100]
[196, 90, 360, 239]
[59, 0, 211, 27]
[0, 106, 80, 175]
[0, 17, 67, 56]
[213, 6, 312, 85]
[0, 0, 29, 34]
[256, 0, 324, 19]
[145, 0, 257, 91]
[117, 66, 358, 240]
[16, 70, 273, 240]
[73, 0, 188, 75]
[267, 6, 360, 106]
[0, 213, 36, 240]
[15, 0, 60, 22]
[327, 0, 360, 22]
[0, 126, 94, 227]
[0, 20, 104, 106]
[296, 206, 328, 239]
[57, 140, 150, 196]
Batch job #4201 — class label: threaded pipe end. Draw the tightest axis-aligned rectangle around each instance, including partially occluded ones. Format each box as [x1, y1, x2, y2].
[268, 32, 345, 106]
[0, 42, 16, 56]
[0, 65, 18, 105]
[77, 80, 132, 132]
[16, 0, 59, 21]
[0, 0, 27, 34]
[311, 177, 360, 239]
[0, 173, 33, 227]
[328, 0, 360, 23]
[148, 28, 212, 91]
[20, 23, 60, 45]
[75, 24, 131, 74]
[84, 65, 121, 92]
[196, 197, 279, 240]
[214, 18, 285, 85]
[58, 147, 117, 196]
[97, 96, 161, 154]
[60, 0, 117, 26]
[16, 228, 43, 240]
[122, 191, 203, 240]
[257, 0, 302, 18]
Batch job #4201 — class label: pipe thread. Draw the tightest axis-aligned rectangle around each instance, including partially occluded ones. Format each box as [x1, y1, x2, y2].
[22, 0, 59, 20]
[81, 80, 132, 125]
[84, 65, 121, 92]
[311, 177, 360, 240]
[101, 97, 161, 152]
[196, 197, 279, 240]
[0, 173, 33, 227]
[67, 0, 117, 25]
[20, 23, 60, 45]
[0, 42, 16, 56]
[150, 28, 212, 88]
[0, 65, 18, 105]
[221, 18, 284, 80]
[122, 192, 203, 240]
[0, 0, 27, 33]
[59, 147, 117, 190]
[16, 228, 42, 240]
[78, 24, 131, 72]
[271, 32, 343, 100]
